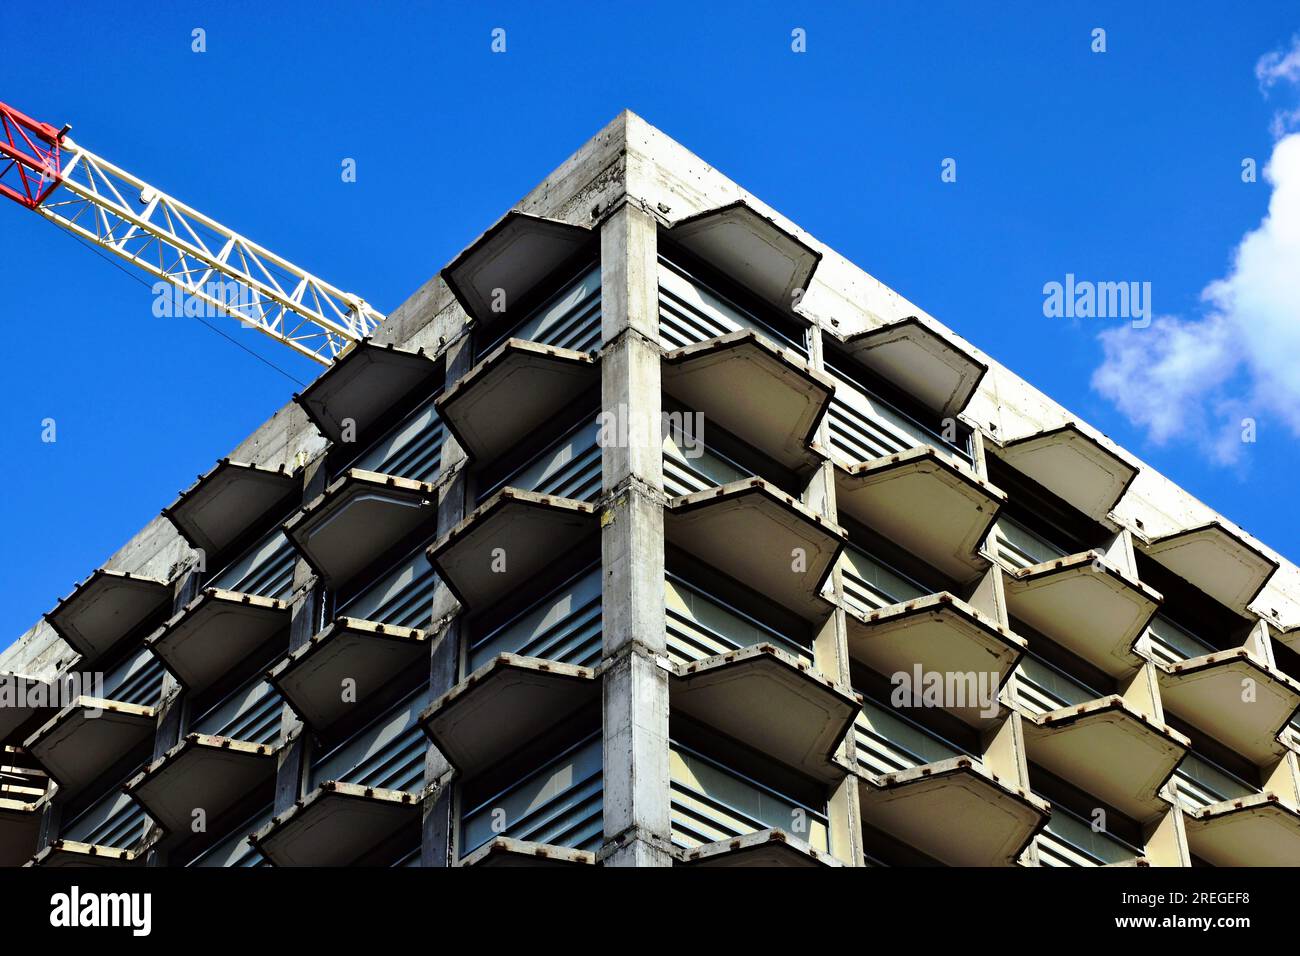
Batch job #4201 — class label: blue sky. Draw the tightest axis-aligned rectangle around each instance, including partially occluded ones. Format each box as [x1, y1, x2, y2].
[2, 1, 1299, 647]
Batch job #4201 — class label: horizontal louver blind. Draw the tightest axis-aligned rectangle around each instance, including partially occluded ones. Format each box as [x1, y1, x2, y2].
[661, 428, 750, 498]
[460, 735, 603, 856]
[469, 566, 601, 670]
[498, 267, 602, 354]
[669, 744, 828, 852]
[342, 548, 439, 632]
[310, 687, 432, 794]
[664, 575, 810, 667]
[1037, 811, 1136, 867]
[484, 420, 601, 504]
[853, 701, 959, 778]
[63, 786, 148, 850]
[986, 517, 1067, 572]
[102, 645, 166, 707]
[194, 677, 283, 746]
[210, 529, 296, 600]
[839, 543, 927, 617]
[353, 394, 445, 485]
[658, 258, 807, 356]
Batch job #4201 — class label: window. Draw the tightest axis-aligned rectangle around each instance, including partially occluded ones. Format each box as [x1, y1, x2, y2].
[478, 415, 601, 503]
[208, 525, 297, 600]
[310, 685, 430, 794]
[477, 264, 601, 357]
[853, 699, 963, 777]
[840, 540, 928, 616]
[340, 392, 445, 485]
[1038, 805, 1140, 866]
[669, 742, 829, 852]
[1145, 614, 1217, 665]
[1014, 653, 1101, 715]
[337, 545, 439, 631]
[1172, 752, 1256, 810]
[665, 573, 809, 665]
[459, 733, 603, 856]
[658, 253, 808, 356]
[824, 351, 973, 465]
[468, 563, 601, 670]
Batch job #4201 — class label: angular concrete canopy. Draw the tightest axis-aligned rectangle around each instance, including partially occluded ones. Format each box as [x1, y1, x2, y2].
[295, 340, 441, 446]
[670, 645, 858, 784]
[422, 654, 598, 779]
[437, 338, 597, 466]
[662, 330, 834, 474]
[285, 469, 438, 590]
[858, 757, 1049, 866]
[27, 839, 142, 867]
[834, 317, 987, 419]
[269, 617, 428, 730]
[428, 489, 598, 610]
[252, 781, 421, 867]
[1183, 793, 1300, 867]
[667, 201, 820, 315]
[996, 424, 1137, 523]
[460, 836, 596, 867]
[1140, 523, 1277, 615]
[25, 698, 155, 798]
[127, 733, 276, 835]
[0, 675, 55, 742]
[0, 799, 41, 867]
[1156, 651, 1300, 764]
[1004, 553, 1160, 678]
[145, 588, 289, 694]
[162, 459, 298, 559]
[834, 447, 1004, 584]
[443, 211, 594, 327]
[844, 593, 1025, 728]
[1023, 697, 1189, 822]
[666, 479, 844, 621]
[677, 827, 839, 867]
[45, 569, 173, 663]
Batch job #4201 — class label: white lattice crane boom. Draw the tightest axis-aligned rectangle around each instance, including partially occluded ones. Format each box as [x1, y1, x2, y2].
[0, 99, 382, 365]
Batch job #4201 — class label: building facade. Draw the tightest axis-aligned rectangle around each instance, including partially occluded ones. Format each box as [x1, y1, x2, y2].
[3, 112, 1300, 867]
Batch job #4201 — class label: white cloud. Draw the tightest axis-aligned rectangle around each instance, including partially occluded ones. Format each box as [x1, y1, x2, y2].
[1092, 39, 1300, 466]
[1092, 133, 1300, 465]
[1257, 35, 1300, 91]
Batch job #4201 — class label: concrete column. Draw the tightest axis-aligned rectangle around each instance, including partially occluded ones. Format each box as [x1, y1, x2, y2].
[806, 325, 864, 866]
[982, 710, 1031, 792]
[144, 568, 202, 864]
[1263, 750, 1300, 803]
[1119, 662, 1165, 724]
[598, 204, 672, 867]
[1102, 527, 1140, 579]
[1245, 619, 1278, 666]
[422, 333, 472, 867]
[1144, 805, 1191, 866]
[967, 428, 990, 480]
[966, 564, 1009, 626]
[272, 456, 328, 815]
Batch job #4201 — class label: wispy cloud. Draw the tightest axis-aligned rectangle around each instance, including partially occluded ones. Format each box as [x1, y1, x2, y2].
[1091, 40, 1300, 466]
[1257, 35, 1300, 91]
[1259, 37, 1300, 141]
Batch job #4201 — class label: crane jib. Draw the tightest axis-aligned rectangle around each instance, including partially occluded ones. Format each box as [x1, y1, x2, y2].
[0, 100, 65, 210]
[0, 96, 383, 365]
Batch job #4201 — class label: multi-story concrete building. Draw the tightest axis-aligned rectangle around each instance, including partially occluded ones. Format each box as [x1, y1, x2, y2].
[2, 112, 1299, 868]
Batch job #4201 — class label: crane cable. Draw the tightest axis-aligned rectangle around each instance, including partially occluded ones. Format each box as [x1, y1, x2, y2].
[50, 224, 310, 387]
